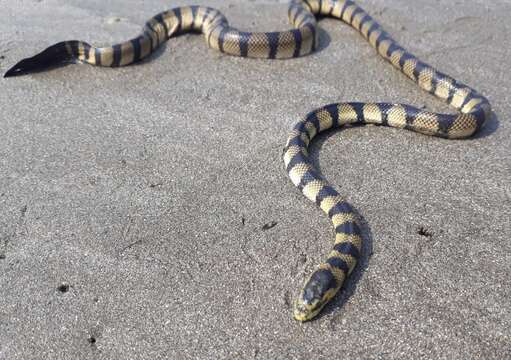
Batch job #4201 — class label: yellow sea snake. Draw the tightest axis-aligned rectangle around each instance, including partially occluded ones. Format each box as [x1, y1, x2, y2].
[4, 0, 492, 321]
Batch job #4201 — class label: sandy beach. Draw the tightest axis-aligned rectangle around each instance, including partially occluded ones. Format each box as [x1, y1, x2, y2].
[1, 0, 510, 358]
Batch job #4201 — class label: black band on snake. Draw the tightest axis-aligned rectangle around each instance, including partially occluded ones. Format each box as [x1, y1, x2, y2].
[4, 0, 492, 321]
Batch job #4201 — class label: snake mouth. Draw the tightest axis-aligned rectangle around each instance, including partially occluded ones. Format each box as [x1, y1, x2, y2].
[293, 299, 324, 322]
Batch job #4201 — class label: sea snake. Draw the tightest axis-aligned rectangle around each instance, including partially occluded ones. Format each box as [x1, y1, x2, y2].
[4, 0, 492, 321]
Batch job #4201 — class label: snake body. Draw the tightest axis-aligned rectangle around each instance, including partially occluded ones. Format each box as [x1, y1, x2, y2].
[4, 1, 492, 322]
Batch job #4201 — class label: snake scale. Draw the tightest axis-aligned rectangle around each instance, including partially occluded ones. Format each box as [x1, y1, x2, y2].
[5, 0, 492, 321]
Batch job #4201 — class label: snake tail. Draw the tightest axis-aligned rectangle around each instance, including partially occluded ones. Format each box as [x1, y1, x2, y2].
[4, 3, 318, 77]
[4, 41, 76, 77]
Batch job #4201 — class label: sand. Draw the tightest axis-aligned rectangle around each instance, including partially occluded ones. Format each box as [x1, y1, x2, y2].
[1, 0, 510, 358]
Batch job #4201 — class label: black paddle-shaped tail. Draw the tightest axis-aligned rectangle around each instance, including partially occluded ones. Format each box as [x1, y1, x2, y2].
[3, 41, 79, 77]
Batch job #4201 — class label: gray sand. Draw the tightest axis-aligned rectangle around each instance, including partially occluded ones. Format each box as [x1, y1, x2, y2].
[1, 0, 510, 359]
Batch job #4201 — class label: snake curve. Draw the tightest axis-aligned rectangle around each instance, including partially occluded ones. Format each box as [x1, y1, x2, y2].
[4, 0, 492, 322]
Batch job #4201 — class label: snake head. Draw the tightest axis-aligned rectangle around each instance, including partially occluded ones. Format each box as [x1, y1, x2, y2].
[4, 41, 72, 77]
[293, 268, 339, 321]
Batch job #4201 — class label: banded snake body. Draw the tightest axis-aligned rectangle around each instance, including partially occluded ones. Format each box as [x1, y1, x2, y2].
[5, 0, 492, 321]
